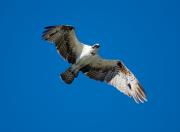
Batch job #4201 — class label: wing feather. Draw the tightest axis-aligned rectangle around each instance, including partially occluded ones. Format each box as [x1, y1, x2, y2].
[42, 25, 83, 64]
[82, 56, 147, 103]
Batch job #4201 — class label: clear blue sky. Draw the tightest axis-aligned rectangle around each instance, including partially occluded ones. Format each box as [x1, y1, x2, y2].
[0, 0, 180, 132]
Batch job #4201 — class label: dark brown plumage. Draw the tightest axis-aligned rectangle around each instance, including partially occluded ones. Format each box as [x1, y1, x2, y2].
[42, 25, 83, 63]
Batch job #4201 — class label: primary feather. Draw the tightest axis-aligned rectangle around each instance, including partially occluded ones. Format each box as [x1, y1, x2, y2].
[81, 56, 147, 103]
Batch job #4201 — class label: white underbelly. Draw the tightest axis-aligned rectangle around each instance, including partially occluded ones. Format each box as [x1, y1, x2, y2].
[76, 44, 93, 65]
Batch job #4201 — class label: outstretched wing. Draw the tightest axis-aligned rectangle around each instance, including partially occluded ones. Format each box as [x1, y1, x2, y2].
[42, 25, 83, 64]
[81, 55, 147, 103]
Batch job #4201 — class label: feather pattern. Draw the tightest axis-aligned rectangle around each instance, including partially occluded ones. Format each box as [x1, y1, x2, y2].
[82, 56, 147, 103]
[42, 25, 83, 64]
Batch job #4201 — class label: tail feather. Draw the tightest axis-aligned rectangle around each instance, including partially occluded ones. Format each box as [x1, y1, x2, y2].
[60, 68, 75, 84]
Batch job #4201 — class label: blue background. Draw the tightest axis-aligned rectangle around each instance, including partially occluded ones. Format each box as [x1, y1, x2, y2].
[1, 0, 180, 131]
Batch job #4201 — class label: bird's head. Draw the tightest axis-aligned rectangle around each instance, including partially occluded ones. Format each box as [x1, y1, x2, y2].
[91, 43, 100, 55]
[92, 43, 100, 49]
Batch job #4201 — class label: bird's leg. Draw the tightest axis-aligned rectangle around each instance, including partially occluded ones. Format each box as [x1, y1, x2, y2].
[71, 61, 88, 77]
[73, 69, 79, 78]
[70, 64, 81, 78]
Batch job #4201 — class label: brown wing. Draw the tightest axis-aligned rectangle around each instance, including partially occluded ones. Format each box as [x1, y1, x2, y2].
[42, 25, 83, 64]
[81, 55, 147, 103]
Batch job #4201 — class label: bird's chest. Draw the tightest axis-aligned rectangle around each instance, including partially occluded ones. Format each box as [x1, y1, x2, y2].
[76, 46, 93, 64]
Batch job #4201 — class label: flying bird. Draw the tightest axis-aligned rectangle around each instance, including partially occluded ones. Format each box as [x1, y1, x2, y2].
[42, 25, 147, 103]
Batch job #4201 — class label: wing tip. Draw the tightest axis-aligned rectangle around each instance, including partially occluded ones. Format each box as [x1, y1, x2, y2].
[132, 83, 147, 104]
[42, 25, 59, 42]
[44, 25, 74, 29]
[44, 26, 56, 29]
[61, 25, 74, 31]
[42, 25, 75, 41]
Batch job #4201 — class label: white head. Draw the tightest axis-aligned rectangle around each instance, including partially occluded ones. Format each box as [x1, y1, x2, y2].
[92, 43, 100, 49]
[91, 43, 100, 55]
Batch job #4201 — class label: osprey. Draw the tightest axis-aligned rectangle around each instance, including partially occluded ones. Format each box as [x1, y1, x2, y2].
[42, 25, 147, 103]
